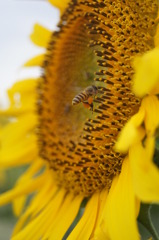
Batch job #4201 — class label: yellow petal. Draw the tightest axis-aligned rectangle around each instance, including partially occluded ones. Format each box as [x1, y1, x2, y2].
[0, 79, 37, 115]
[100, 159, 139, 240]
[12, 180, 57, 235]
[115, 107, 145, 153]
[93, 190, 109, 240]
[7, 79, 36, 94]
[12, 188, 66, 240]
[0, 173, 47, 206]
[141, 95, 159, 135]
[29, 179, 56, 219]
[12, 160, 44, 216]
[67, 193, 99, 240]
[13, 196, 26, 217]
[48, 0, 69, 14]
[24, 54, 44, 67]
[0, 109, 25, 116]
[94, 189, 108, 230]
[0, 113, 37, 148]
[0, 134, 38, 167]
[48, 194, 83, 240]
[151, 82, 159, 95]
[129, 136, 159, 202]
[30, 23, 51, 47]
[132, 48, 159, 97]
[17, 160, 44, 181]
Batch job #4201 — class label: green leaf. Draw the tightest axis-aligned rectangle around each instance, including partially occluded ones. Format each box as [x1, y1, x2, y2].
[138, 203, 159, 240]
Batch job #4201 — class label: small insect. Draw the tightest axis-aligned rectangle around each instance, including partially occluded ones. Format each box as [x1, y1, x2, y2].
[72, 85, 98, 112]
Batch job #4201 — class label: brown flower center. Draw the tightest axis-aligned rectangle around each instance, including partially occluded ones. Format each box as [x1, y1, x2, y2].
[37, 0, 158, 196]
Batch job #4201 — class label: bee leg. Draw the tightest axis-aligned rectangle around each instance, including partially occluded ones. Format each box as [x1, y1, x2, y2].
[90, 103, 93, 114]
[82, 101, 90, 109]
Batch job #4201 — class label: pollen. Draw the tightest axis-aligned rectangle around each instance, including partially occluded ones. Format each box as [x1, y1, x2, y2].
[37, 0, 158, 196]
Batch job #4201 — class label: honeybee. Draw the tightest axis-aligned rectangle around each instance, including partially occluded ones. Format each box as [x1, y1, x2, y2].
[72, 85, 98, 112]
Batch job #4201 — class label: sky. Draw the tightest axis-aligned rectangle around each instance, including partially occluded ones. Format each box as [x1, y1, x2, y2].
[0, 0, 59, 107]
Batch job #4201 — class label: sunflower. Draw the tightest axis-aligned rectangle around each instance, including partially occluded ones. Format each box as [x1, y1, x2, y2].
[0, 0, 159, 239]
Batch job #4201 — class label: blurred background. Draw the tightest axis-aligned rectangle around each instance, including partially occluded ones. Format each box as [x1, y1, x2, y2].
[0, 1, 59, 239]
[0, 0, 59, 108]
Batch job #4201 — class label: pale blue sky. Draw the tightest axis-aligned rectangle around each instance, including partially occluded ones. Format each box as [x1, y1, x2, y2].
[0, 0, 59, 106]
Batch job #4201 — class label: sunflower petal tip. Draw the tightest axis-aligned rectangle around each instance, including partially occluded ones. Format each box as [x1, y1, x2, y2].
[132, 48, 159, 97]
[114, 143, 128, 154]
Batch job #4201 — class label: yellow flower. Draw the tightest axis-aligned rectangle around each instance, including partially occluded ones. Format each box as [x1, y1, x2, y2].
[116, 48, 159, 203]
[0, 1, 159, 240]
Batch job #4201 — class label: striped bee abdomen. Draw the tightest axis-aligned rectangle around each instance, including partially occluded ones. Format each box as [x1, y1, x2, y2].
[72, 91, 88, 105]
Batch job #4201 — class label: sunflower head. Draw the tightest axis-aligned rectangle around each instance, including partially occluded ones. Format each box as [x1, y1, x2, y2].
[37, 0, 159, 196]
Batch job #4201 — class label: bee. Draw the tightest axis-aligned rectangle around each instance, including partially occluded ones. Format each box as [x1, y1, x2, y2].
[72, 85, 98, 112]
